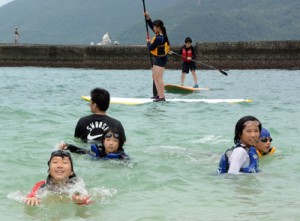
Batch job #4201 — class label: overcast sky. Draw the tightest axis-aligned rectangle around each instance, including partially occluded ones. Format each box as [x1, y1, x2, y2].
[0, 0, 13, 7]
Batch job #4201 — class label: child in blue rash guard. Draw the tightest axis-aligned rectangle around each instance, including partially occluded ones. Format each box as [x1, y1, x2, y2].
[217, 116, 261, 174]
[60, 129, 128, 160]
[256, 127, 276, 157]
[144, 11, 170, 102]
[25, 150, 91, 206]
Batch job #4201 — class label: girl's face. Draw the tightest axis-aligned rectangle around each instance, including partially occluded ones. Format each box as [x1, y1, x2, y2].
[256, 137, 272, 154]
[240, 121, 260, 147]
[153, 25, 161, 34]
[104, 133, 120, 154]
[49, 156, 73, 183]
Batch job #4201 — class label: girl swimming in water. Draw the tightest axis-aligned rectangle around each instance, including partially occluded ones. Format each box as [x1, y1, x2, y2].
[217, 116, 261, 174]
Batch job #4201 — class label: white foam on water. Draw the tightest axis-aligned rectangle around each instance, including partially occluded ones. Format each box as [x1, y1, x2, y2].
[192, 135, 230, 144]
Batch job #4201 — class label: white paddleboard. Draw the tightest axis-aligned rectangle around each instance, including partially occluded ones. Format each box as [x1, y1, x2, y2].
[81, 96, 252, 105]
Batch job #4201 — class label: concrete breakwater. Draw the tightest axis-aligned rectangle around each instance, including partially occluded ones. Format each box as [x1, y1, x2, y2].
[0, 40, 299, 69]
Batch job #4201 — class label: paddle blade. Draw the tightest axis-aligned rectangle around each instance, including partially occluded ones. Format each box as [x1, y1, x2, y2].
[219, 70, 228, 76]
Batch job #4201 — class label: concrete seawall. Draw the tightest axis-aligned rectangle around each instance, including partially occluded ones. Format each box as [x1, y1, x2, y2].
[0, 40, 299, 69]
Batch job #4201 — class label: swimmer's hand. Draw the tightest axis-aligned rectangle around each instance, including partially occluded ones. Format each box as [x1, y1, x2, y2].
[72, 194, 91, 205]
[59, 143, 68, 150]
[25, 196, 41, 206]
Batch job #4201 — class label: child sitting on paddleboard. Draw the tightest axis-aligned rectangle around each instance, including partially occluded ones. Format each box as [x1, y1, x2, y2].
[178, 37, 198, 88]
[60, 129, 128, 160]
[25, 150, 91, 206]
[217, 115, 261, 174]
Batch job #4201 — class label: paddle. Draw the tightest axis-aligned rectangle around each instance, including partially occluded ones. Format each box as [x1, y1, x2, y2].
[171, 51, 228, 76]
[141, 0, 158, 97]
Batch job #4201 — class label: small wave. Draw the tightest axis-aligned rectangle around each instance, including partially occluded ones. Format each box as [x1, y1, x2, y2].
[83, 155, 136, 169]
[89, 186, 118, 203]
[143, 145, 217, 164]
[8, 184, 117, 206]
[106, 159, 136, 169]
[192, 135, 230, 144]
[7, 190, 27, 203]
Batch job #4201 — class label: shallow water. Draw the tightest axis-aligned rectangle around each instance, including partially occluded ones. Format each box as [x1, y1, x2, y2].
[1, 67, 300, 221]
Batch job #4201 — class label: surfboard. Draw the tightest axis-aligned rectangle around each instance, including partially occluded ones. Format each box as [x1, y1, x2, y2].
[81, 96, 252, 105]
[164, 84, 209, 93]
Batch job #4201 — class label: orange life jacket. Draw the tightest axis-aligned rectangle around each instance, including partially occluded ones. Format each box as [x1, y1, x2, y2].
[150, 35, 170, 57]
[182, 48, 193, 62]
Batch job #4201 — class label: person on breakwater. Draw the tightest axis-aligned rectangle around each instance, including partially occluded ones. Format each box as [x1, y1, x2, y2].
[14, 27, 19, 43]
[255, 127, 276, 157]
[74, 87, 126, 145]
[25, 150, 91, 206]
[144, 11, 170, 102]
[178, 37, 199, 88]
[217, 116, 261, 174]
[60, 129, 128, 160]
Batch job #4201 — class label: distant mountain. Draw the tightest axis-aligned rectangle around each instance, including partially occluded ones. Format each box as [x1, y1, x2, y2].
[122, 0, 300, 45]
[0, 0, 182, 44]
[0, 0, 13, 7]
[0, 0, 299, 45]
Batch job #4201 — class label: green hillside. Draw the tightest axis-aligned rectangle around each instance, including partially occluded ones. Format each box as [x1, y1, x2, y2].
[121, 0, 300, 45]
[0, 0, 299, 45]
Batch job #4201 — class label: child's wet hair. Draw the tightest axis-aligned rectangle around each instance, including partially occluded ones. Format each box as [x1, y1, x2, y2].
[47, 150, 77, 179]
[234, 116, 261, 144]
[90, 87, 110, 112]
[152, 19, 170, 45]
[185, 37, 192, 43]
[102, 129, 125, 151]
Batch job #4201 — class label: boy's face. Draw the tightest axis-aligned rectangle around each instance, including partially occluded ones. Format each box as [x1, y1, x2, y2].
[104, 133, 120, 154]
[89, 100, 96, 113]
[256, 137, 272, 154]
[185, 42, 192, 48]
[49, 156, 73, 182]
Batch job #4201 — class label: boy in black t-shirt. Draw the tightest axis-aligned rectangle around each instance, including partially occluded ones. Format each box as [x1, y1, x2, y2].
[74, 88, 126, 145]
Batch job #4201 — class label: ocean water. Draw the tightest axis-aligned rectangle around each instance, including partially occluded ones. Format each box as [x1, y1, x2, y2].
[0, 67, 300, 221]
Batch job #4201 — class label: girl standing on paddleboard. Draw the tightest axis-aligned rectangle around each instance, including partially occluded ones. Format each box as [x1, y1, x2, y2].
[144, 11, 170, 102]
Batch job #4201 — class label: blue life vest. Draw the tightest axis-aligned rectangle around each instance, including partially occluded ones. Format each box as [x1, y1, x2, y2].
[240, 147, 259, 173]
[217, 146, 234, 174]
[89, 144, 100, 158]
[89, 144, 125, 159]
[217, 144, 259, 174]
[104, 153, 122, 159]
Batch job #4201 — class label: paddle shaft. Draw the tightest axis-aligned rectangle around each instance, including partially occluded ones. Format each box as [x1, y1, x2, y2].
[142, 0, 158, 96]
[171, 51, 228, 76]
[142, 0, 150, 42]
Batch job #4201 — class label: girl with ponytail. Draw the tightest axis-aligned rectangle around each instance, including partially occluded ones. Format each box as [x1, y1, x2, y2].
[145, 11, 170, 102]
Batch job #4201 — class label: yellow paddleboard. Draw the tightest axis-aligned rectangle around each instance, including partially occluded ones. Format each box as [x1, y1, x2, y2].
[164, 84, 209, 94]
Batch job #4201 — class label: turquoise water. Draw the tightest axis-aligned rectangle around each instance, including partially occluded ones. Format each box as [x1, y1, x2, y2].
[1, 67, 300, 221]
